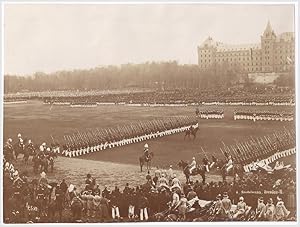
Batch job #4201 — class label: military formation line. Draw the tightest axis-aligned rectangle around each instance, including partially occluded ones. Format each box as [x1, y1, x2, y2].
[219, 127, 295, 167]
[4, 87, 295, 107]
[233, 110, 294, 122]
[61, 116, 198, 158]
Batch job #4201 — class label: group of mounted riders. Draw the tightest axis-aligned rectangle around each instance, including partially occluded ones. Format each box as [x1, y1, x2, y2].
[3, 134, 57, 174]
[141, 142, 239, 184]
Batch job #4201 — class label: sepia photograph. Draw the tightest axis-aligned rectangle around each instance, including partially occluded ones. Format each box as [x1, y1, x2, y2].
[1, 1, 298, 224]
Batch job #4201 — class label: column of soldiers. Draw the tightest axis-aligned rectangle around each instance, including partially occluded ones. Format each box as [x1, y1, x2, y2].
[196, 109, 224, 119]
[5, 87, 295, 107]
[233, 110, 294, 122]
[220, 128, 296, 171]
[62, 116, 198, 157]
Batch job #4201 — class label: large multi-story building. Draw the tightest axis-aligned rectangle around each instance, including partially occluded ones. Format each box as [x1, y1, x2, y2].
[197, 21, 295, 76]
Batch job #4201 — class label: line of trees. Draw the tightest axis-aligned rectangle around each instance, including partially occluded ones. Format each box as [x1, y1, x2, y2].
[4, 61, 294, 93]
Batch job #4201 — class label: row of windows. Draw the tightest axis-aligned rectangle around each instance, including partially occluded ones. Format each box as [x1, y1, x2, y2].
[200, 64, 290, 72]
[201, 56, 262, 61]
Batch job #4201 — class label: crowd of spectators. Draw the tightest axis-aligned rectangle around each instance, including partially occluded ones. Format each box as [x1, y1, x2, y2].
[4, 87, 295, 106]
[3, 151, 296, 223]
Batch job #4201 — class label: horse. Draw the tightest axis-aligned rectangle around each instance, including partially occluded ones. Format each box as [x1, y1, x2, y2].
[13, 141, 26, 160]
[139, 152, 154, 172]
[210, 158, 243, 181]
[32, 154, 49, 174]
[184, 126, 198, 140]
[178, 160, 206, 184]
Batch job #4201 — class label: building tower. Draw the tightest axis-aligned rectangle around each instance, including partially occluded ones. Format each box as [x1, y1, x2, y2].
[261, 20, 277, 73]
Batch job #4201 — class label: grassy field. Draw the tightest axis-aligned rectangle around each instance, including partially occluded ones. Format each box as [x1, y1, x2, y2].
[11, 153, 296, 192]
[4, 100, 296, 189]
[4, 101, 295, 168]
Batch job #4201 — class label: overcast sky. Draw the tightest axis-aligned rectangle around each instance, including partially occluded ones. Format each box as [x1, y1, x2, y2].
[4, 4, 295, 76]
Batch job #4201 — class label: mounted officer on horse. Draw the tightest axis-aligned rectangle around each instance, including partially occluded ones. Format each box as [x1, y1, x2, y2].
[178, 157, 206, 184]
[139, 143, 154, 172]
[184, 124, 199, 140]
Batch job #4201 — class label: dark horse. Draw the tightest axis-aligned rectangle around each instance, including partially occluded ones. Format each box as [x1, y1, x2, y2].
[13, 140, 26, 160]
[184, 126, 199, 140]
[210, 159, 243, 181]
[139, 152, 154, 172]
[178, 160, 206, 184]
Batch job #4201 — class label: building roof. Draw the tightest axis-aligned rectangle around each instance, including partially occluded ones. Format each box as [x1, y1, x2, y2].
[199, 36, 260, 52]
[263, 20, 273, 36]
[216, 42, 261, 52]
[198, 20, 294, 52]
[276, 32, 294, 42]
[199, 36, 217, 48]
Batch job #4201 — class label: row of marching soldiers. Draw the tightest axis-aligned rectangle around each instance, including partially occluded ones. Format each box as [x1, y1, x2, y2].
[195, 108, 224, 119]
[62, 116, 198, 157]
[233, 110, 294, 122]
[219, 128, 296, 170]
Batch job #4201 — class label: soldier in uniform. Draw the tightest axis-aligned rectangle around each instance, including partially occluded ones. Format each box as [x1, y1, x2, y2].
[17, 133, 23, 143]
[4, 138, 14, 162]
[225, 155, 233, 173]
[202, 157, 209, 172]
[144, 143, 150, 161]
[210, 155, 218, 169]
[189, 157, 197, 174]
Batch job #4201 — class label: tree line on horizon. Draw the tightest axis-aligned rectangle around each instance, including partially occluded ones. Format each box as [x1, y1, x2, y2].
[4, 61, 294, 93]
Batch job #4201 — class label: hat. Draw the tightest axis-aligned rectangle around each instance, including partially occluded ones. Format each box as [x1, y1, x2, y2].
[40, 172, 46, 178]
[144, 143, 149, 148]
[267, 198, 273, 204]
[68, 184, 75, 192]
